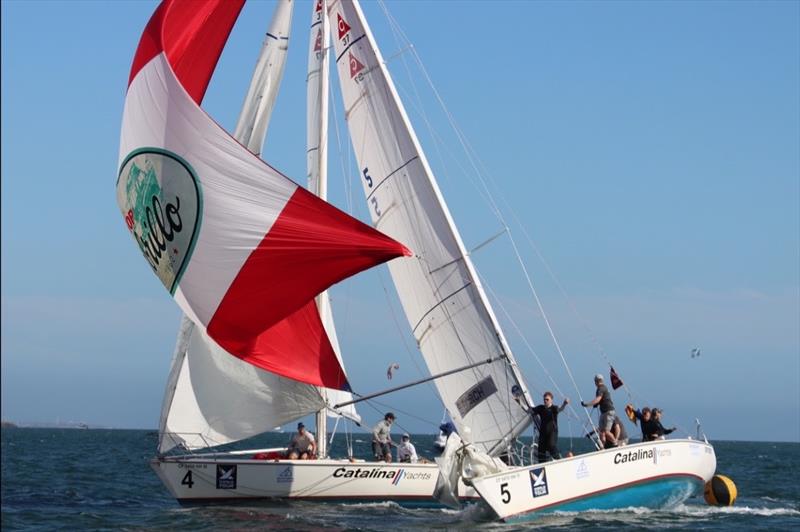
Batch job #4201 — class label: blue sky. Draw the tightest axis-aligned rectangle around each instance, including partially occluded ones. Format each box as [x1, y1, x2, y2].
[1, 0, 798, 442]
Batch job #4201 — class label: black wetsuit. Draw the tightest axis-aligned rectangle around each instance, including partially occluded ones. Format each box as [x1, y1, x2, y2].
[532, 404, 561, 462]
[634, 410, 658, 441]
[647, 419, 675, 441]
[634, 410, 675, 441]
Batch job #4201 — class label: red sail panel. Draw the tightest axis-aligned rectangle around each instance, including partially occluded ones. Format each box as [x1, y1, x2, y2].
[120, 0, 411, 390]
[129, 0, 245, 104]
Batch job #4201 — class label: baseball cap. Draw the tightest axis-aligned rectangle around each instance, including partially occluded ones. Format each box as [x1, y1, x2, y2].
[297, 422, 305, 429]
[594, 374, 604, 381]
[402, 433, 410, 439]
[385, 412, 396, 420]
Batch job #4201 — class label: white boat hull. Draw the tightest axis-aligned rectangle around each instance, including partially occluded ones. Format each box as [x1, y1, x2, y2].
[469, 439, 716, 522]
[151, 450, 477, 506]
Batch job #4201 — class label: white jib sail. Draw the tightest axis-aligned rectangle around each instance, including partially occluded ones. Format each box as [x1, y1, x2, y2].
[328, 0, 534, 455]
[159, 326, 327, 453]
[158, 0, 356, 455]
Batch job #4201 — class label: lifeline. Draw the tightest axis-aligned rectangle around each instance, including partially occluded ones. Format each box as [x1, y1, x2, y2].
[614, 448, 654, 464]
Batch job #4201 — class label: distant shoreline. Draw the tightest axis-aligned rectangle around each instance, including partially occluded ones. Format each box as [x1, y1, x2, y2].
[1, 423, 798, 444]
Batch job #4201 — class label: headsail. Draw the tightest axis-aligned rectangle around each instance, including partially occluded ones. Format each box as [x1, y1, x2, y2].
[117, 0, 410, 391]
[328, 0, 533, 454]
[159, 325, 326, 453]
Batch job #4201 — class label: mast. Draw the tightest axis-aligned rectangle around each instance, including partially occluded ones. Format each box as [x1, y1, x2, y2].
[308, 0, 332, 458]
[328, 0, 534, 455]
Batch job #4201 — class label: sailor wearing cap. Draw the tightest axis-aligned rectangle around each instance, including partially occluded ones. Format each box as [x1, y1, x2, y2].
[287, 422, 316, 459]
[396, 433, 418, 463]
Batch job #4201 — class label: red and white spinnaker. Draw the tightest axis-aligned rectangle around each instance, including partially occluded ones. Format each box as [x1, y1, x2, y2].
[117, 0, 409, 391]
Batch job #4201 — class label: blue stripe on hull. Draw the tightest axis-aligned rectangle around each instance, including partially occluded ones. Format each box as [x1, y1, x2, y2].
[507, 477, 702, 523]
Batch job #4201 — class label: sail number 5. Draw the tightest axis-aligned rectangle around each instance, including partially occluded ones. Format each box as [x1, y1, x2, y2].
[500, 482, 510, 504]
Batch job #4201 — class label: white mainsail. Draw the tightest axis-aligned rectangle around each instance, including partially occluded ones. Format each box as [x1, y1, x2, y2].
[328, 0, 534, 455]
[306, 0, 361, 457]
[158, 0, 357, 455]
[233, 0, 294, 156]
[307, 0, 330, 202]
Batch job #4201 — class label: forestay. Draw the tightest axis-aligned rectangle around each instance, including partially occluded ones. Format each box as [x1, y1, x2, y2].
[328, 0, 534, 454]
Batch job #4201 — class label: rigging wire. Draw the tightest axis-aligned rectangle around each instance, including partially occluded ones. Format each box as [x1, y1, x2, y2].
[374, 268, 445, 399]
[480, 277, 588, 424]
[374, 0, 672, 447]
[373, 1, 634, 445]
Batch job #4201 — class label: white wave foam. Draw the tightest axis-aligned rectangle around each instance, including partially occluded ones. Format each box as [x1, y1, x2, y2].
[549, 503, 800, 519]
[675, 504, 800, 517]
[335, 500, 402, 509]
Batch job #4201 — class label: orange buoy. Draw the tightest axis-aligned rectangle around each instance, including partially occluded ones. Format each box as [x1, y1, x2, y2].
[704, 474, 737, 506]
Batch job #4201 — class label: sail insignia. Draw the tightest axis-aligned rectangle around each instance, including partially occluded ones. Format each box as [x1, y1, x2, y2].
[455, 376, 498, 418]
[118, 148, 201, 294]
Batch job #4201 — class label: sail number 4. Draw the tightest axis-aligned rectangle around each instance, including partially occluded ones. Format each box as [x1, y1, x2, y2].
[182, 470, 194, 489]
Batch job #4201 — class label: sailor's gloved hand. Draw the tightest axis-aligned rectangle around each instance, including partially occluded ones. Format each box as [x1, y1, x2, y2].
[580, 401, 587, 407]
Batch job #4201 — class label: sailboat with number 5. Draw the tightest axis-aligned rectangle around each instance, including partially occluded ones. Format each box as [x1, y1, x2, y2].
[117, 0, 717, 514]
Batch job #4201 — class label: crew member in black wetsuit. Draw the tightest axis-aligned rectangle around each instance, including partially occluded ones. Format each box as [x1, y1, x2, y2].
[633, 406, 654, 441]
[647, 408, 676, 441]
[531, 391, 569, 462]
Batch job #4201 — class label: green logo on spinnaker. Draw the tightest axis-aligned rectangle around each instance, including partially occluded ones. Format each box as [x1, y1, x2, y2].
[117, 148, 202, 294]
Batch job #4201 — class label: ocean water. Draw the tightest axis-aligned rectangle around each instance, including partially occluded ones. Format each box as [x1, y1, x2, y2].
[1, 428, 798, 530]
